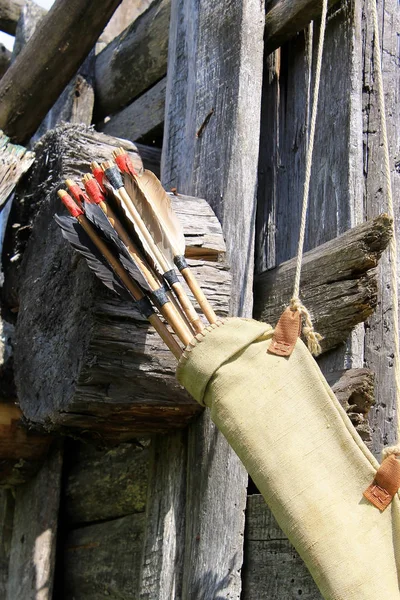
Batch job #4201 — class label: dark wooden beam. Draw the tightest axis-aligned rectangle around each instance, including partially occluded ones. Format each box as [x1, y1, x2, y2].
[253, 214, 392, 353]
[0, 0, 123, 143]
[0, 44, 10, 79]
[94, 0, 170, 119]
[265, 0, 341, 54]
[98, 77, 166, 143]
[0, 0, 23, 35]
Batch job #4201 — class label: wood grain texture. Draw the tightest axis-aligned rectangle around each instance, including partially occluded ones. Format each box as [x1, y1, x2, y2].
[99, 77, 166, 143]
[6, 443, 62, 600]
[0, 489, 14, 598]
[139, 432, 187, 599]
[242, 495, 322, 599]
[11, 0, 46, 60]
[362, 0, 400, 456]
[0, 43, 10, 78]
[0, 0, 23, 35]
[65, 441, 149, 524]
[0, 0, 123, 143]
[5, 126, 228, 441]
[254, 214, 391, 353]
[264, 0, 340, 54]
[101, 0, 153, 45]
[139, 1, 265, 598]
[65, 512, 145, 600]
[329, 368, 375, 443]
[95, 0, 170, 119]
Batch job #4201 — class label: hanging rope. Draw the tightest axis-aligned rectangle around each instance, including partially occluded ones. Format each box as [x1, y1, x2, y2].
[369, 1, 400, 458]
[290, 0, 328, 356]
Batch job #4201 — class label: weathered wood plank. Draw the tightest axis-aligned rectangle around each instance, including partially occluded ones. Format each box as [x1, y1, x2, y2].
[0, 43, 10, 78]
[139, 1, 265, 598]
[242, 495, 322, 599]
[99, 77, 166, 143]
[139, 432, 187, 599]
[0, 0, 23, 35]
[264, 0, 341, 54]
[6, 443, 63, 600]
[95, 0, 170, 119]
[2, 126, 228, 441]
[254, 214, 391, 353]
[11, 0, 46, 60]
[101, 0, 153, 46]
[328, 368, 374, 443]
[0, 0, 123, 143]
[362, 0, 400, 456]
[0, 489, 14, 598]
[65, 512, 145, 600]
[65, 441, 149, 524]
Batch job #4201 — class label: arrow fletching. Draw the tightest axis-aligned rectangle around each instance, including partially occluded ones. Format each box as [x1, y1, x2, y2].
[54, 214, 130, 299]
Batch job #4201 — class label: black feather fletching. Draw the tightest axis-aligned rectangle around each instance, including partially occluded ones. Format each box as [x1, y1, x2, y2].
[54, 214, 130, 299]
[83, 201, 151, 292]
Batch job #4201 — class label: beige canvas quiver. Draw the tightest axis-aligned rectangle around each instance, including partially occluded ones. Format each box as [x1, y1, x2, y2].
[177, 317, 400, 600]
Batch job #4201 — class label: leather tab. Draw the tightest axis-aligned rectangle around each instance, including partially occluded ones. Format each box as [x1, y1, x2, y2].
[363, 455, 400, 511]
[268, 307, 301, 357]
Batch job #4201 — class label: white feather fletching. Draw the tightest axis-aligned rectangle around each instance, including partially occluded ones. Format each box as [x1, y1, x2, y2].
[133, 170, 186, 256]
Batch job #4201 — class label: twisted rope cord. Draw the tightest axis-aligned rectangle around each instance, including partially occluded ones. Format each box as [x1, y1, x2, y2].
[370, 1, 400, 457]
[290, 0, 328, 356]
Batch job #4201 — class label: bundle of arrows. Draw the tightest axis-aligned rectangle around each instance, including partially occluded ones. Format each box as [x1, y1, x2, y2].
[55, 148, 218, 359]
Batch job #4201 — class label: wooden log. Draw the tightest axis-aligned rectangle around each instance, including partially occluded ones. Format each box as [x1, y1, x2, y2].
[99, 77, 166, 143]
[0, 403, 52, 486]
[362, 0, 400, 455]
[0, 489, 14, 598]
[101, 0, 153, 46]
[3, 126, 228, 442]
[0, 0, 124, 144]
[264, 0, 341, 55]
[0, 43, 10, 79]
[65, 512, 145, 600]
[65, 441, 149, 524]
[11, 0, 46, 60]
[139, 1, 265, 599]
[253, 214, 391, 353]
[242, 495, 322, 599]
[327, 368, 375, 444]
[94, 0, 170, 119]
[0, 0, 23, 35]
[6, 444, 63, 600]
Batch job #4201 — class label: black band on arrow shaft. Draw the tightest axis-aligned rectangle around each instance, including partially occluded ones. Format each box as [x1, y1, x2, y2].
[151, 287, 169, 307]
[174, 255, 188, 271]
[135, 297, 154, 318]
[163, 269, 179, 287]
[105, 166, 123, 190]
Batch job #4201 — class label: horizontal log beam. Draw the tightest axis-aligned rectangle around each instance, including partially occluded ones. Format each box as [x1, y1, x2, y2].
[0, 0, 23, 35]
[94, 0, 170, 119]
[0, 0, 123, 143]
[98, 77, 166, 142]
[253, 214, 392, 353]
[4, 127, 228, 442]
[0, 402, 51, 486]
[265, 0, 341, 55]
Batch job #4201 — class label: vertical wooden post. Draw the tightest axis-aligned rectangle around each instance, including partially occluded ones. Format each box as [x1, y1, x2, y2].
[362, 0, 400, 455]
[140, 0, 265, 598]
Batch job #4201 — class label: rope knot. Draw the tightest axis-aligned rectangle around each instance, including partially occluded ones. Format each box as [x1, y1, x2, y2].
[382, 445, 400, 461]
[290, 297, 323, 356]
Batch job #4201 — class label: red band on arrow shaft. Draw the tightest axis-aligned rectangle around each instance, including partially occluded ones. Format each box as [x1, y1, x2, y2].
[92, 166, 106, 192]
[59, 192, 84, 217]
[115, 153, 137, 177]
[68, 183, 89, 206]
[84, 178, 105, 205]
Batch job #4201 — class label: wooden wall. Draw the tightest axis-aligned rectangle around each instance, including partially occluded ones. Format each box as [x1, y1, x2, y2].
[1, 0, 399, 598]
